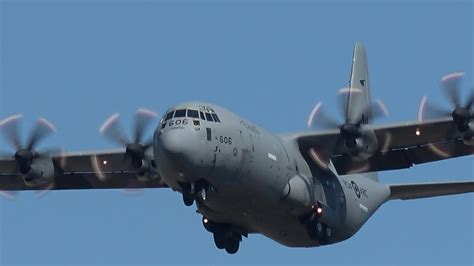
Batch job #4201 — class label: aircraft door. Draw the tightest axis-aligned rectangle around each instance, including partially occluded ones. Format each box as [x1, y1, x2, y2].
[207, 125, 243, 183]
[204, 127, 217, 177]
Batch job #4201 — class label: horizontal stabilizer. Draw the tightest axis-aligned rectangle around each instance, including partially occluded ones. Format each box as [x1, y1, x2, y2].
[389, 181, 474, 200]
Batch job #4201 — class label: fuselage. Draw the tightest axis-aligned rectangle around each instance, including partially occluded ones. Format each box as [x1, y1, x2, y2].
[153, 101, 390, 247]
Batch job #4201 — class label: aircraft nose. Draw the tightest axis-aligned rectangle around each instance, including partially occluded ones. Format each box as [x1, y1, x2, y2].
[159, 129, 197, 163]
[160, 129, 188, 157]
[154, 128, 201, 182]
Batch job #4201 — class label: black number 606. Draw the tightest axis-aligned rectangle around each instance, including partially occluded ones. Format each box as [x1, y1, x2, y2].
[219, 136, 232, 145]
[169, 119, 188, 127]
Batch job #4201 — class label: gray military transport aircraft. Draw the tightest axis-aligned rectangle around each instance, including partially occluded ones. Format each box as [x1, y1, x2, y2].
[0, 43, 473, 254]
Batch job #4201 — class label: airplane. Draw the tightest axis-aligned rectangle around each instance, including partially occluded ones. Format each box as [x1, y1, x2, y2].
[0, 43, 472, 255]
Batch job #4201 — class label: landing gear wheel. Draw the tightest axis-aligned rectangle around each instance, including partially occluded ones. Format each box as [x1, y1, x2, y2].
[224, 234, 240, 254]
[320, 225, 332, 244]
[182, 192, 194, 206]
[182, 183, 194, 206]
[213, 232, 226, 249]
[306, 218, 324, 240]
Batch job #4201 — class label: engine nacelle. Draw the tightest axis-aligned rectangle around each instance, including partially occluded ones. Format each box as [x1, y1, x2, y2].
[22, 158, 55, 187]
[134, 159, 160, 182]
[462, 122, 474, 146]
[345, 128, 379, 161]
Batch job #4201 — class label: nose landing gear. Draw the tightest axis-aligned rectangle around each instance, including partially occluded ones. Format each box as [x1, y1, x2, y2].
[181, 180, 214, 206]
[182, 183, 194, 206]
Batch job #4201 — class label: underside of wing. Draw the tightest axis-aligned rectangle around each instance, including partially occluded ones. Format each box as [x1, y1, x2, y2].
[0, 149, 167, 191]
[299, 44, 473, 176]
[0, 108, 167, 192]
[0, 172, 166, 191]
[292, 118, 473, 175]
[389, 181, 474, 200]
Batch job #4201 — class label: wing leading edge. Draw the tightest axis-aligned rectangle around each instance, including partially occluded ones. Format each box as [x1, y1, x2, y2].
[293, 118, 473, 175]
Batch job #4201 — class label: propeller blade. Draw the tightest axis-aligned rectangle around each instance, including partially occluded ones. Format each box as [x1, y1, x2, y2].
[418, 96, 452, 122]
[337, 88, 351, 120]
[0, 190, 17, 200]
[307, 102, 340, 129]
[27, 118, 57, 150]
[143, 140, 154, 150]
[121, 188, 145, 197]
[91, 154, 112, 183]
[35, 182, 56, 199]
[100, 113, 130, 147]
[0, 114, 23, 150]
[38, 147, 67, 171]
[426, 126, 461, 159]
[308, 147, 331, 170]
[465, 89, 474, 110]
[440, 72, 464, 108]
[134, 108, 157, 143]
[342, 87, 365, 124]
[371, 99, 390, 120]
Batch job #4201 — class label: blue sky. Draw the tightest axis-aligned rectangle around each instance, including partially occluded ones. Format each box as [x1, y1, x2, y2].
[0, 0, 472, 265]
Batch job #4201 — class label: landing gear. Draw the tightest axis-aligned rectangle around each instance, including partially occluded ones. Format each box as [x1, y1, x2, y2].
[213, 230, 241, 254]
[181, 180, 213, 206]
[323, 225, 333, 240]
[203, 217, 243, 254]
[182, 183, 194, 206]
[222, 232, 240, 254]
[213, 232, 226, 249]
[305, 214, 333, 244]
[306, 217, 324, 240]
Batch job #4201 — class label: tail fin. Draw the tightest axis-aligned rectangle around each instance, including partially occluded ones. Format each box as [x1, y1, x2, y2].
[347, 43, 373, 124]
[347, 43, 378, 182]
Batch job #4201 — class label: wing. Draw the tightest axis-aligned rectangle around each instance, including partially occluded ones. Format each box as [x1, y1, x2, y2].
[293, 118, 473, 175]
[389, 181, 474, 200]
[0, 149, 167, 191]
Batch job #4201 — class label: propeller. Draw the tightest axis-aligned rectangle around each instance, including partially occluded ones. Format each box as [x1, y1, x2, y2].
[418, 72, 473, 158]
[100, 108, 157, 169]
[0, 114, 58, 198]
[418, 72, 473, 132]
[307, 88, 390, 170]
[308, 88, 389, 130]
[0, 114, 57, 172]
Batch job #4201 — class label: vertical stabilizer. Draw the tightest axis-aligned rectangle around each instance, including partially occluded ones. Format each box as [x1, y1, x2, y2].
[347, 43, 373, 124]
[347, 43, 378, 181]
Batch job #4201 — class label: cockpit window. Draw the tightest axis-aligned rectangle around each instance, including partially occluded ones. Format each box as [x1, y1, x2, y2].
[164, 111, 174, 121]
[205, 113, 214, 121]
[187, 109, 199, 118]
[165, 108, 220, 123]
[211, 113, 221, 123]
[174, 109, 186, 118]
